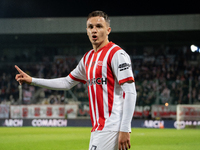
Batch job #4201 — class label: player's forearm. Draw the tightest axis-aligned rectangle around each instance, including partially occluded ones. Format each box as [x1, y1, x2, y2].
[31, 76, 79, 90]
[120, 82, 137, 132]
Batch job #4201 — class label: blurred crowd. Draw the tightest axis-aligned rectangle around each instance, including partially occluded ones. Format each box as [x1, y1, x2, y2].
[130, 46, 200, 105]
[0, 45, 200, 106]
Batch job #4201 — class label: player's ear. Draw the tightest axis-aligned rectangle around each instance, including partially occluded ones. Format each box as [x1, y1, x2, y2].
[107, 27, 111, 36]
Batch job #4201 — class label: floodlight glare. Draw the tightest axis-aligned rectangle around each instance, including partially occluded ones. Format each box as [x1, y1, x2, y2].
[190, 45, 198, 52]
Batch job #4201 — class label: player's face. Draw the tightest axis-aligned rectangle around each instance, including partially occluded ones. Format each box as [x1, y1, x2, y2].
[86, 16, 111, 50]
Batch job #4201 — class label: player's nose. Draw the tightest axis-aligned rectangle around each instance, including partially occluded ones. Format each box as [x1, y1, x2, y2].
[91, 26, 97, 32]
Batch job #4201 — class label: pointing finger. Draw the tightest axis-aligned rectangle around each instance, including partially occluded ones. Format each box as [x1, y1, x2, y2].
[15, 65, 25, 74]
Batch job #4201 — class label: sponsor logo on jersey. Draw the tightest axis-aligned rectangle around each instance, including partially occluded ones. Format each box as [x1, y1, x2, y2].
[87, 78, 107, 86]
[97, 61, 103, 66]
[118, 63, 131, 71]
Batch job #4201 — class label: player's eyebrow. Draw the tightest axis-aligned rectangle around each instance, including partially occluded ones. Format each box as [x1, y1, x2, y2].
[87, 23, 103, 28]
[96, 23, 103, 26]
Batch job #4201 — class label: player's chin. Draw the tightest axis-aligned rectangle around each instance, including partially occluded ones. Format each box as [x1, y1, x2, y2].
[91, 40, 99, 45]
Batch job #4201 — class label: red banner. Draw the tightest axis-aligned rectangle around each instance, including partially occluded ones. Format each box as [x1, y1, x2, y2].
[151, 105, 176, 119]
[10, 104, 78, 119]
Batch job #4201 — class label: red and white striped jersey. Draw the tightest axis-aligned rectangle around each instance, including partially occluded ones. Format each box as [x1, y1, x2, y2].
[69, 42, 134, 132]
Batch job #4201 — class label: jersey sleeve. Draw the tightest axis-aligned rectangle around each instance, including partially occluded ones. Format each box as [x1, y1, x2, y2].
[69, 57, 87, 84]
[111, 50, 134, 85]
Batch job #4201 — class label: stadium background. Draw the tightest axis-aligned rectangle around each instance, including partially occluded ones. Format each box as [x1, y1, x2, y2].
[0, 0, 200, 129]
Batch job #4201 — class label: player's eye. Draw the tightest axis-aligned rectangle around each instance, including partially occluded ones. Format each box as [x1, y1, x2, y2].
[96, 24, 103, 28]
[88, 25, 93, 29]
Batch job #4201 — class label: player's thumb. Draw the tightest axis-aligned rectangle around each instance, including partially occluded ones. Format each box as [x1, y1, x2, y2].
[17, 76, 28, 83]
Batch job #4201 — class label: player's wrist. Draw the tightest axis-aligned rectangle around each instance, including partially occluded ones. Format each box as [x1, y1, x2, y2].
[120, 125, 131, 132]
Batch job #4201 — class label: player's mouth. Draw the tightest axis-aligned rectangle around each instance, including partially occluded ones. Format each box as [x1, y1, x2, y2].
[92, 35, 98, 40]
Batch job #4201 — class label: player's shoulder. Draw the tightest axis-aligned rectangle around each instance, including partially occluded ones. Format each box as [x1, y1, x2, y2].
[110, 43, 129, 57]
[110, 42, 121, 50]
[108, 42, 123, 56]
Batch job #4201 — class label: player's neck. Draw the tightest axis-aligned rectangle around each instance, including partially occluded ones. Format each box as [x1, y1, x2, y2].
[93, 40, 109, 52]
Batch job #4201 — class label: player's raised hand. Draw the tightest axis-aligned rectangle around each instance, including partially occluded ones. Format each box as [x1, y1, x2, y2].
[15, 65, 32, 85]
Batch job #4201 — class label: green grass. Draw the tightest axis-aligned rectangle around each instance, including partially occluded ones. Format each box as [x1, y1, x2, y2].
[0, 127, 199, 150]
